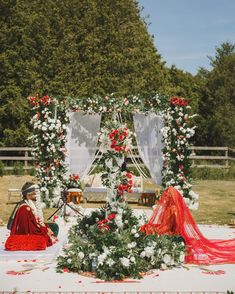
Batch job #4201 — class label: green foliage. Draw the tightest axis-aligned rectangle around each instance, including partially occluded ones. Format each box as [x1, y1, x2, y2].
[12, 161, 24, 175]
[0, 0, 168, 146]
[0, 160, 4, 176]
[166, 65, 201, 113]
[192, 164, 235, 180]
[57, 206, 185, 280]
[195, 42, 235, 147]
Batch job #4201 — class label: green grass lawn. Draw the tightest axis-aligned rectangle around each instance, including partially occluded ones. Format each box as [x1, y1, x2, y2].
[191, 180, 235, 225]
[143, 179, 235, 225]
[0, 176, 235, 225]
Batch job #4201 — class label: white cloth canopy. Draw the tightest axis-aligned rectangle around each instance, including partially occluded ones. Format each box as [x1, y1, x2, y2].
[133, 113, 164, 185]
[66, 112, 101, 178]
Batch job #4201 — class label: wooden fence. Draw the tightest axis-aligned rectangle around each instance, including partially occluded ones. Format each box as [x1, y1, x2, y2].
[0, 146, 235, 170]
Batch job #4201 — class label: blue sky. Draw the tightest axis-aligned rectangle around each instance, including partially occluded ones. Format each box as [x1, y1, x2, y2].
[138, 0, 235, 75]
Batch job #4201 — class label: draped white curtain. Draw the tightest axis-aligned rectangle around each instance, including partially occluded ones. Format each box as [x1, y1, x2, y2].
[66, 112, 101, 178]
[133, 113, 164, 185]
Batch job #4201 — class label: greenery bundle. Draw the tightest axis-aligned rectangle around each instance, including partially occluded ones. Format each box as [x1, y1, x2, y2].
[57, 206, 185, 280]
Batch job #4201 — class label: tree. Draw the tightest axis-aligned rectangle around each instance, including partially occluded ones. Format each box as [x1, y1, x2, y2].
[166, 65, 201, 113]
[195, 42, 235, 146]
[0, 0, 168, 146]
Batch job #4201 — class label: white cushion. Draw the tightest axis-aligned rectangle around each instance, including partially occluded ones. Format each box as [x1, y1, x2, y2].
[68, 188, 82, 192]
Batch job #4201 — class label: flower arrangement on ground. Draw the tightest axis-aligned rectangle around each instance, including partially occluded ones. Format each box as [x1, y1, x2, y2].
[57, 206, 185, 280]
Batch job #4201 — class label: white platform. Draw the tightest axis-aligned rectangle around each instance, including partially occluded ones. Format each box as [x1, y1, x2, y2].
[0, 208, 235, 293]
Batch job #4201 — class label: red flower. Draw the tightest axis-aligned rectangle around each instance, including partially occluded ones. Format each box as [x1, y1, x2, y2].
[107, 213, 116, 220]
[118, 135, 124, 141]
[98, 218, 109, 225]
[63, 268, 70, 273]
[126, 172, 133, 179]
[52, 215, 58, 222]
[170, 96, 188, 107]
[98, 224, 110, 231]
[40, 95, 51, 106]
[115, 146, 122, 152]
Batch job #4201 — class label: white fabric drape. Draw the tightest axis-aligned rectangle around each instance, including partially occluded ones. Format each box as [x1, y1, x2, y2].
[66, 112, 101, 178]
[133, 113, 164, 185]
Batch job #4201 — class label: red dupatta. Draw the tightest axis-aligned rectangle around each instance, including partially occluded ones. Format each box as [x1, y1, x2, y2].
[141, 186, 235, 264]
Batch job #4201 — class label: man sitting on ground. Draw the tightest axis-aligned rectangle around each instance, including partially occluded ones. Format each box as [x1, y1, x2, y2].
[5, 182, 57, 251]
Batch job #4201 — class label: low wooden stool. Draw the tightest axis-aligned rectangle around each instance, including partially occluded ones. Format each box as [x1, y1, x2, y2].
[140, 191, 157, 207]
[67, 189, 82, 204]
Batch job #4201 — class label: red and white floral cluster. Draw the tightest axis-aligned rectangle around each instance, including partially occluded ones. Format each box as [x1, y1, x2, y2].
[63, 174, 81, 190]
[108, 128, 130, 152]
[117, 172, 133, 195]
[161, 96, 199, 210]
[99, 119, 134, 215]
[28, 95, 69, 206]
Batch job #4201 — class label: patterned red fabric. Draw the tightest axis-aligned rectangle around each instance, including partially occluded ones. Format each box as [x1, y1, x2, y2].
[5, 203, 55, 250]
[5, 235, 47, 251]
[141, 186, 235, 264]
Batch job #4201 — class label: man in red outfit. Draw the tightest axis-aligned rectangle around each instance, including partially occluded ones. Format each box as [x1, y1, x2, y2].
[5, 182, 57, 251]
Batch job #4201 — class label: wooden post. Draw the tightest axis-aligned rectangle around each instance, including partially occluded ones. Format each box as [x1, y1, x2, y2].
[225, 148, 229, 167]
[25, 151, 28, 168]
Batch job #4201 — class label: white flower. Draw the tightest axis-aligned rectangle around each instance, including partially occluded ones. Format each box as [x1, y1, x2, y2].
[115, 215, 123, 228]
[67, 258, 72, 264]
[127, 242, 136, 249]
[179, 252, 185, 262]
[120, 257, 130, 268]
[106, 258, 115, 267]
[144, 246, 155, 258]
[98, 252, 107, 266]
[134, 233, 139, 238]
[163, 254, 172, 265]
[161, 263, 167, 270]
[78, 252, 84, 259]
[140, 251, 146, 258]
[189, 202, 199, 210]
[131, 228, 137, 234]
[130, 256, 136, 263]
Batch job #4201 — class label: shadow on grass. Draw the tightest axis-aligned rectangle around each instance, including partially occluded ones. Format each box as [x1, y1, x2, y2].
[227, 212, 235, 216]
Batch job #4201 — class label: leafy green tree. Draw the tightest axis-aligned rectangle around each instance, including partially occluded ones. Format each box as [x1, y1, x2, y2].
[166, 65, 201, 113]
[0, 0, 168, 146]
[195, 42, 235, 146]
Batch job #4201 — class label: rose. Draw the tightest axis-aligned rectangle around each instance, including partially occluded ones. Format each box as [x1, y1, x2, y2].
[170, 96, 188, 107]
[107, 213, 116, 220]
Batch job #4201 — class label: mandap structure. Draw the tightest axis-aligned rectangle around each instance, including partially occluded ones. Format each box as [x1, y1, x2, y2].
[28, 93, 198, 280]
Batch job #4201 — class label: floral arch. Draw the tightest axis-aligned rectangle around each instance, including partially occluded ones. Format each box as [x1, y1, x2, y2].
[28, 93, 198, 210]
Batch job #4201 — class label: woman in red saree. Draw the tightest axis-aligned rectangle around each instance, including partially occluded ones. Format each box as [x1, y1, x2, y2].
[141, 186, 235, 264]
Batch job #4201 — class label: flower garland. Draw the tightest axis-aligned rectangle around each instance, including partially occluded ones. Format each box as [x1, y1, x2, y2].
[161, 97, 199, 209]
[99, 117, 133, 214]
[28, 95, 69, 206]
